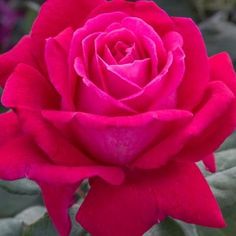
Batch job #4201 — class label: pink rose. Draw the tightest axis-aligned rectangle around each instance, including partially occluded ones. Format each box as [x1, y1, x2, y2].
[0, 0, 236, 235]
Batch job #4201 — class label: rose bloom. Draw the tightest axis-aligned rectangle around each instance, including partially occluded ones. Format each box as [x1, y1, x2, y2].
[0, 0, 236, 235]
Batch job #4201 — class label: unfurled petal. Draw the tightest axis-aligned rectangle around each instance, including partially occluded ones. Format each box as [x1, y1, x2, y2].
[31, 0, 105, 49]
[43, 109, 192, 165]
[134, 81, 235, 169]
[173, 17, 209, 110]
[203, 154, 216, 173]
[2, 64, 60, 110]
[45, 28, 75, 110]
[209, 52, 236, 96]
[77, 162, 224, 236]
[0, 36, 36, 87]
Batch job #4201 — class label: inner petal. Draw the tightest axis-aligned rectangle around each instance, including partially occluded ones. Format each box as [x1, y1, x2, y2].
[108, 58, 151, 87]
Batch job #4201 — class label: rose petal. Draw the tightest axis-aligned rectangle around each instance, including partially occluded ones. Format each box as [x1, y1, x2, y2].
[77, 162, 224, 236]
[209, 52, 236, 96]
[18, 109, 94, 166]
[2, 63, 60, 110]
[0, 132, 124, 236]
[31, 0, 105, 51]
[74, 59, 137, 115]
[45, 28, 75, 110]
[177, 81, 236, 162]
[173, 17, 209, 110]
[0, 112, 19, 144]
[121, 46, 185, 111]
[0, 36, 36, 87]
[203, 154, 216, 173]
[43, 109, 192, 165]
[90, 0, 174, 35]
[134, 81, 235, 169]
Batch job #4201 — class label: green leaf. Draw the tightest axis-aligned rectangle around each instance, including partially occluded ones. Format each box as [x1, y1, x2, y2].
[0, 187, 42, 218]
[0, 219, 23, 236]
[200, 12, 236, 65]
[154, 0, 197, 19]
[23, 214, 57, 236]
[0, 179, 40, 195]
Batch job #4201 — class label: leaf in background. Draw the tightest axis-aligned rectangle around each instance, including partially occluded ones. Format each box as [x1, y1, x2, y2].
[0, 219, 23, 236]
[154, 0, 197, 19]
[200, 12, 236, 65]
[0, 187, 42, 218]
[0, 179, 40, 195]
[23, 214, 57, 236]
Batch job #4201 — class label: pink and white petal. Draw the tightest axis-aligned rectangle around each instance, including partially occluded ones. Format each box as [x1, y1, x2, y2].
[43, 109, 192, 165]
[173, 17, 209, 110]
[74, 60, 136, 116]
[2, 64, 60, 110]
[209, 52, 236, 96]
[77, 162, 224, 236]
[45, 28, 75, 110]
[203, 154, 216, 173]
[134, 81, 235, 169]
[0, 36, 36, 87]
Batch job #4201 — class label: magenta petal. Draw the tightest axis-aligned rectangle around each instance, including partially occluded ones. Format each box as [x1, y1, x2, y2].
[177, 81, 236, 162]
[74, 59, 136, 115]
[0, 112, 19, 144]
[31, 0, 105, 49]
[32, 164, 124, 236]
[121, 47, 185, 111]
[39, 183, 76, 236]
[77, 162, 224, 236]
[43, 109, 192, 165]
[0, 36, 36, 87]
[209, 52, 236, 96]
[108, 58, 151, 87]
[134, 81, 235, 169]
[173, 17, 209, 110]
[91, 0, 174, 35]
[18, 110, 94, 166]
[203, 154, 216, 173]
[2, 64, 59, 110]
[0, 135, 39, 180]
[45, 28, 75, 110]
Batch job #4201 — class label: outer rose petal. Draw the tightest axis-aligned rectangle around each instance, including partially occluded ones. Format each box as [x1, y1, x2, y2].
[203, 154, 216, 173]
[45, 28, 75, 110]
[134, 81, 236, 169]
[0, 129, 124, 236]
[77, 162, 225, 236]
[173, 17, 209, 110]
[209, 52, 236, 96]
[90, 0, 174, 35]
[43, 109, 192, 165]
[0, 112, 19, 144]
[31, 0, 105, 51]
[2, 63, 60, 110]
[0, 36, 36, 87]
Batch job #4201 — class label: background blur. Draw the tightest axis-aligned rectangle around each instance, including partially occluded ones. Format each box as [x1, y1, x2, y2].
[0, 0, 236, 236]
